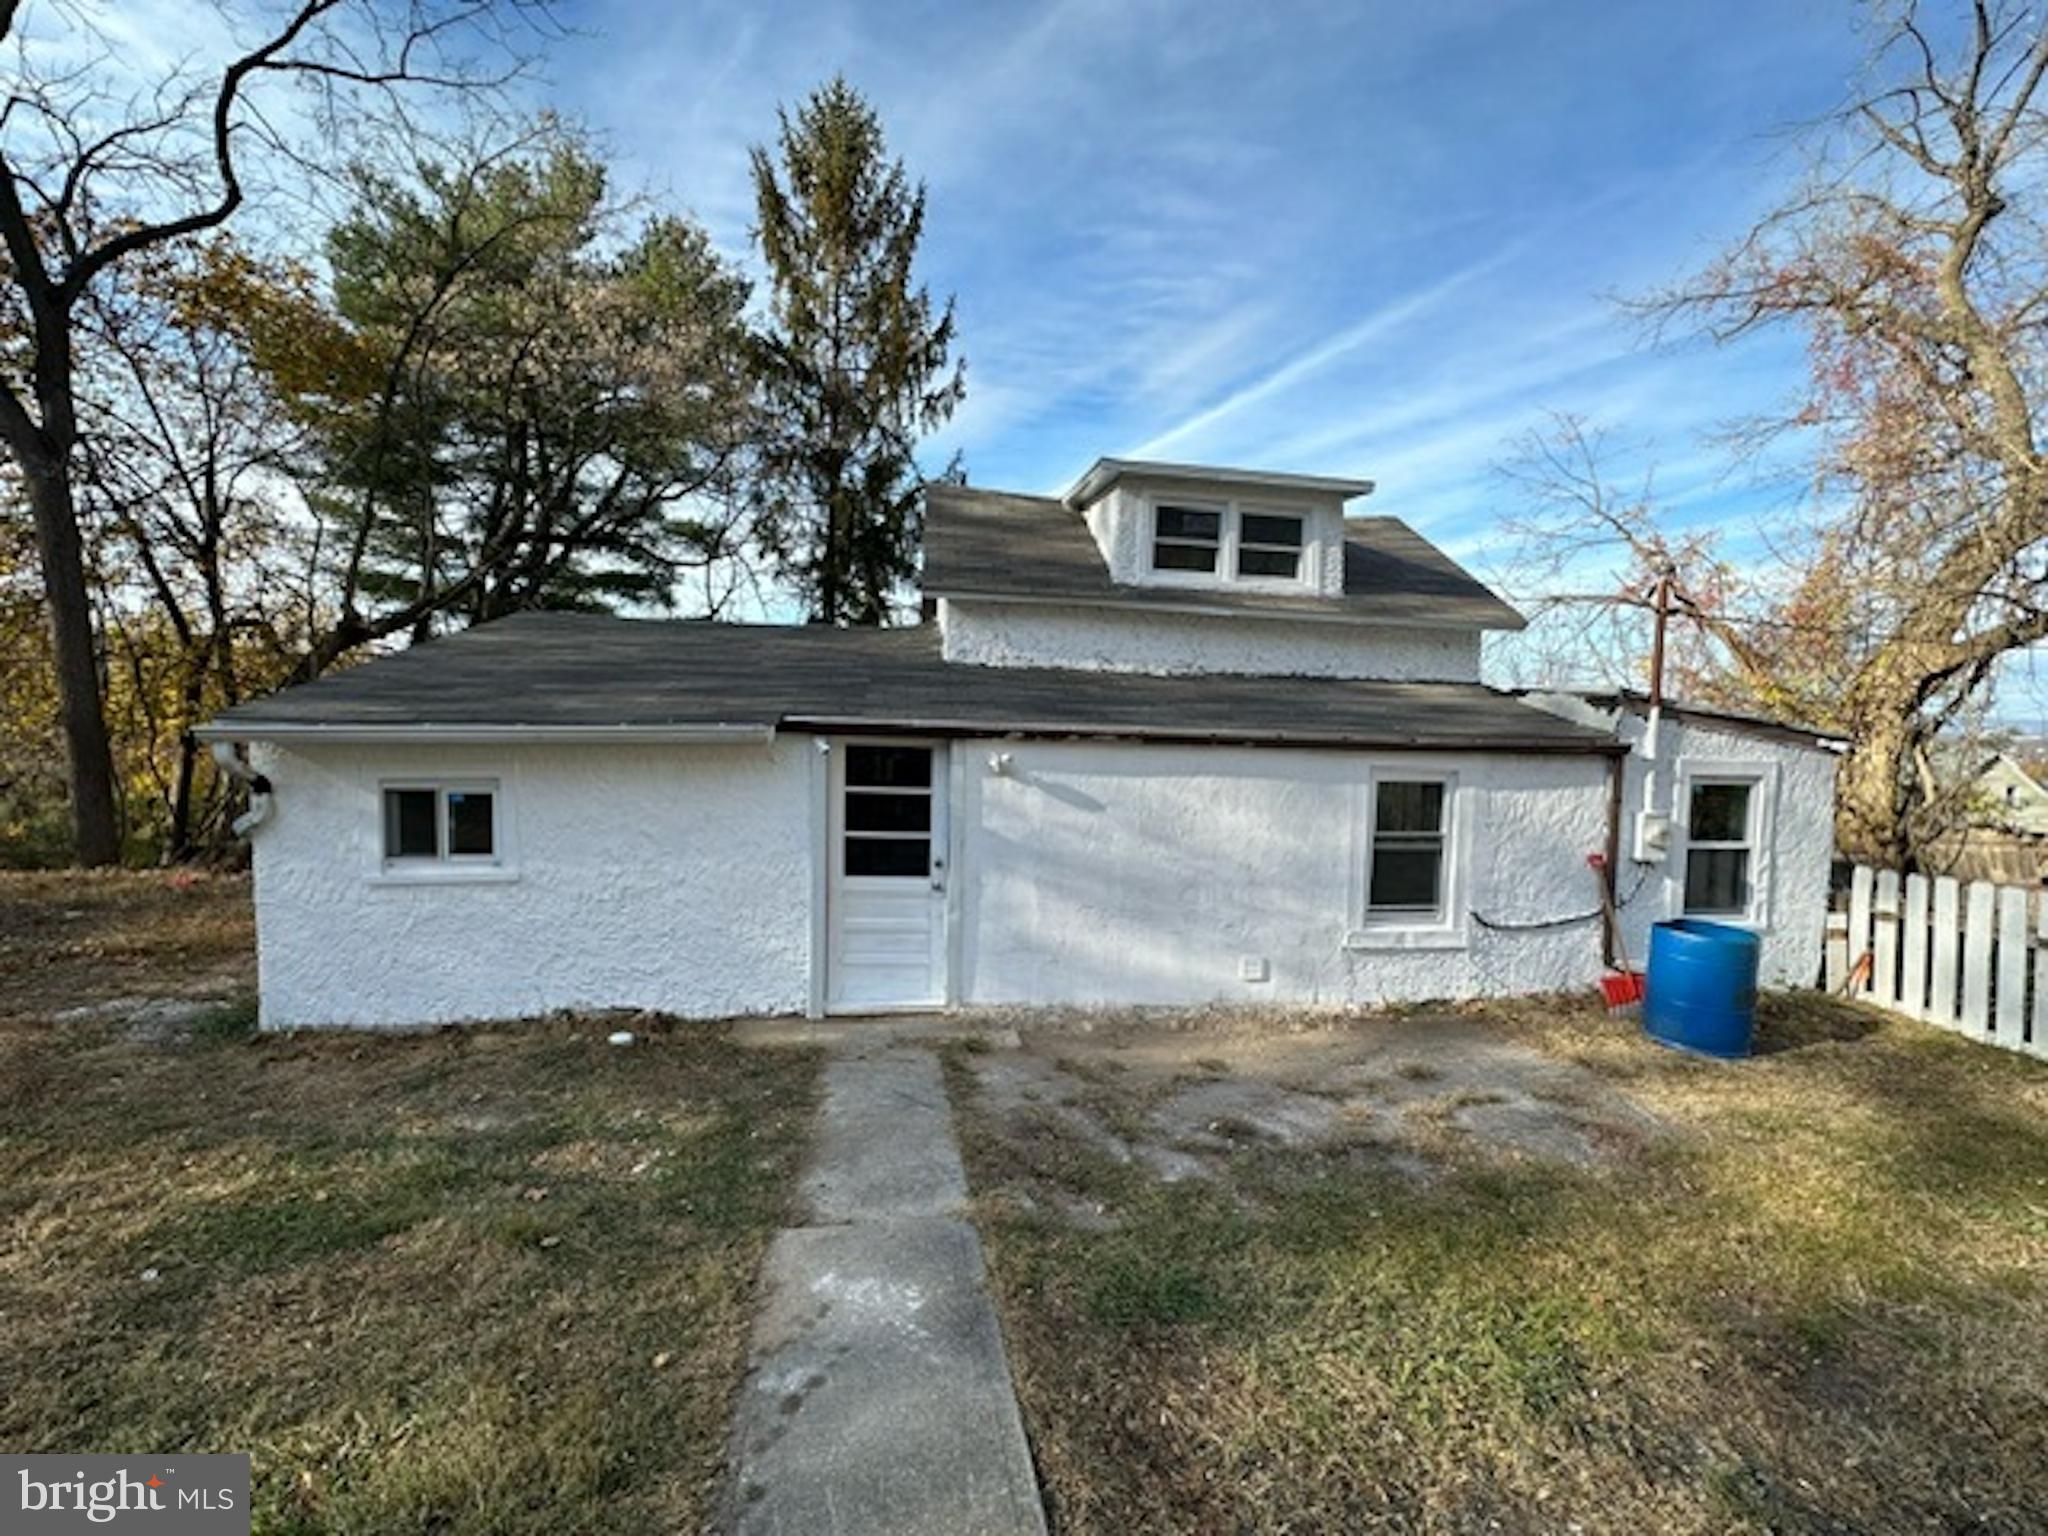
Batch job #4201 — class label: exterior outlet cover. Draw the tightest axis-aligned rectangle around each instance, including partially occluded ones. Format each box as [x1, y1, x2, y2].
[1238, 955, 1270, 982]
[1632, 808, 1672, 864]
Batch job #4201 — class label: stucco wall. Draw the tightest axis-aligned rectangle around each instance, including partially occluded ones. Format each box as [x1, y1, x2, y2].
[951, 739, 1615, 1008]
[241, 710, 1835, 1028]
[1611, 714, 1838, 988]
[949, 728, 1835, 1007]
[248, 738, 814, 1028]
[936, 598, 1484, 681]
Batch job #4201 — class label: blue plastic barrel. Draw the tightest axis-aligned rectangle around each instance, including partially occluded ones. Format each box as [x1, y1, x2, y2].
[1643, 918, 1760, 1059]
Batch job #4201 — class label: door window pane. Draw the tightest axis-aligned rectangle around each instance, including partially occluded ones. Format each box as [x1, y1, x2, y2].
[446, 791, 495, 856]
[846, 744, 932, 788]
[845, 836, 930, 877]
[384, 789, 437, 858]
[845, 793, 932, 833]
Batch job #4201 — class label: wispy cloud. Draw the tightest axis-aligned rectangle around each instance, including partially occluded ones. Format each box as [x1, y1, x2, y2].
[1124, 245, 1519, 460]
[538, 0, 1987, 677]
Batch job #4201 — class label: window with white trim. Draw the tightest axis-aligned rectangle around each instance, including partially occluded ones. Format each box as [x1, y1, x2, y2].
[382, 782, 498, 865]
[1150, 503, 1225, 572]
[1366, 776, 1449, 919]
[1236, 509, 1304, 579]
[1147, 498, 1310, 585]
[1682, 778, 1754, 916]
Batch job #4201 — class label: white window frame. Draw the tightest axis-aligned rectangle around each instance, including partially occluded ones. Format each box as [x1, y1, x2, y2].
[1147, 496, 1228, 577]
[374, 778, 513, 884]
[1672, 759, 1777, 927]
[1234, 503, 1309, 582]
[1347, 765, 1471, 950]
[1143, 494, 1315, 591]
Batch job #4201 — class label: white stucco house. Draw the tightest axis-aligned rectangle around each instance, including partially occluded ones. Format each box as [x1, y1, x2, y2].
[198, 459, 1840, 1030]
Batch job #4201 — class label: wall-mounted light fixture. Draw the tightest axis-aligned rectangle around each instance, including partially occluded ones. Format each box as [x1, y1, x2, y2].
[988, 752, 1015, 777]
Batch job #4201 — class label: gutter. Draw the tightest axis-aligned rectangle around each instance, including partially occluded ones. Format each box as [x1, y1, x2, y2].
[191, 721, 778, 745]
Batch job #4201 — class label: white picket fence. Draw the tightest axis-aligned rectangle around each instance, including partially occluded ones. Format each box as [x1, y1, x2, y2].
[1825, 864, 2048, 1060]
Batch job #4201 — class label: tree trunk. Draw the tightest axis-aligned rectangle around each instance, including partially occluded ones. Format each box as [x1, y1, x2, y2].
[817, 487, 841, 624]
[1834, 707, 1914, 870]
[21, 452, 120, 866]
[163, 651, 212, 863]
[165, 730, 198, 864]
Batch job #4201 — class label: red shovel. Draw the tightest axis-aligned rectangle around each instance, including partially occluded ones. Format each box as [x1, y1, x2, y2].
[1588, 854, 1645, 1012]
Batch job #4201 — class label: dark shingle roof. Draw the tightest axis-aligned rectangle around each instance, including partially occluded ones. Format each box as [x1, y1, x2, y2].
[203, 612, 1617, 754]
[1564, 690, 1844, 754]
[921, 485, 1525, 630]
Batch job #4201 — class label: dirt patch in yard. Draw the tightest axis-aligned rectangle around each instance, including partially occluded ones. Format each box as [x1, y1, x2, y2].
[947, 994, 2048, 1536]
[951, 1011, 1665, 1227]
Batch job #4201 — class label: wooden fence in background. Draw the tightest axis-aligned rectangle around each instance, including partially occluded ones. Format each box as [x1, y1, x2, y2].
[1825, 865, 2048, 1060]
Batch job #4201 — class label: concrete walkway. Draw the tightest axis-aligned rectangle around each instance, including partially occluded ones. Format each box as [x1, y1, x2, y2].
[725, 1045, 1048, 1536]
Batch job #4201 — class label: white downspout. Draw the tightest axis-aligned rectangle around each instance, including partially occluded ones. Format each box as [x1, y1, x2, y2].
[210, 741, 274, 837]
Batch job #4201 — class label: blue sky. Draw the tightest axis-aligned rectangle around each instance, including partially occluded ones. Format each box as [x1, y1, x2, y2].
[56, 0, 2048, 720]
[548, 0, 1864, 571]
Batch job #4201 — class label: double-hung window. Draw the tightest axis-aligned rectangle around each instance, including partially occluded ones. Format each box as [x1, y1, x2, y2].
[1148, 500, 1308, 585]
[1366, 777, 1449, 920]
[383, 783, 498, 866]
[1236, 510, 1304, 579]
[1151, 503, 1225, 572]
[1682, 778, 1755, 917]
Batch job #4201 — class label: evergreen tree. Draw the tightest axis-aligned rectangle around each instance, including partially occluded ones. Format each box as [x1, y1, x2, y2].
[749, 78, 964, 625]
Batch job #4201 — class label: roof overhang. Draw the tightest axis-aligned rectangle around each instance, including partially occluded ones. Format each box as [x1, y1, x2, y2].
[783, 715, 1625, 756]
[192, 721, 776, 745]
[1063, 457, 1376, 509]
[194, 713, 1615, 757]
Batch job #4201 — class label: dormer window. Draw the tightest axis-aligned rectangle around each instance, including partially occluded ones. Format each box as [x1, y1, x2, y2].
[1147, 499, 1311, 586]
[1237, 511, 1303, 579]
[1152, 504, 1224, 571]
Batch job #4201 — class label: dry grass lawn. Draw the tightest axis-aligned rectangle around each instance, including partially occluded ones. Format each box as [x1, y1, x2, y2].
[948, 995, 2048, 1536]
[0, 872, 819, 1535]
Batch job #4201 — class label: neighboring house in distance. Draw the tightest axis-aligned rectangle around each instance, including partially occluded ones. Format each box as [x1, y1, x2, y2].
[1969, 753, 2048, 838]
[1924, 750, 2048, 885]
[197, 459, 1841, 1030]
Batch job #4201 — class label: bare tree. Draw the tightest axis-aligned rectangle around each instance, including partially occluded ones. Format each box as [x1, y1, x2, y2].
[1513, 2, 2048, 867]
[0, 0, 534, 864]
[76, 239, 320, 859]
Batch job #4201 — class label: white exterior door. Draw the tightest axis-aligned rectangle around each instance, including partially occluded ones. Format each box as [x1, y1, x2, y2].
[827, 740, 948, 1011]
